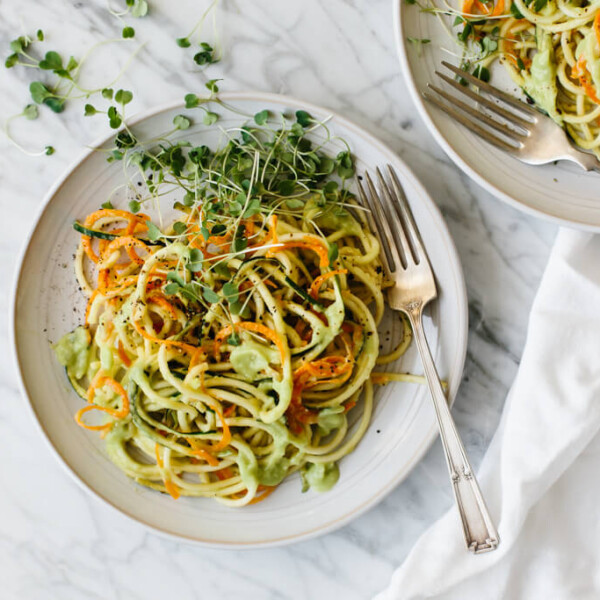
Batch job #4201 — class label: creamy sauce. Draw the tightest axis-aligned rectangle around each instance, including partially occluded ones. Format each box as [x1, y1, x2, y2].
[317, 406, 346, 436]
[230, 340, 277, 380]
[302, 462, 340, 492]
[305, 196, 362, 236]
[523, 27, 561, 123]
[53, 326, 90, 379]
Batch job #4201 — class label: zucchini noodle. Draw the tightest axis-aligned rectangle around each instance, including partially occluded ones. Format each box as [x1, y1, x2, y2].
[53, 109, 413, 505]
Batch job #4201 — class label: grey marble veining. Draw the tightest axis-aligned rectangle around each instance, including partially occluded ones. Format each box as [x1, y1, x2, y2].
[0, 1, 555, 598]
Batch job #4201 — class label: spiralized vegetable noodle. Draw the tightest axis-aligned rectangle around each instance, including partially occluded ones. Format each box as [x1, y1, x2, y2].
[53, 111, 413, 505]
[433, 0, 600, 156]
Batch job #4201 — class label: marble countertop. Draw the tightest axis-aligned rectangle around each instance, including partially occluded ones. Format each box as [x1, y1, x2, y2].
[0, 1, 557, 598]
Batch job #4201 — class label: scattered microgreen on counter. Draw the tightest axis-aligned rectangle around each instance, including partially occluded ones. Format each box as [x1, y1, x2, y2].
[108, 0, 149, 19]
[176, 0, 221, 67]
[3, 0, 223, 156]
[3, 25, 142, 155]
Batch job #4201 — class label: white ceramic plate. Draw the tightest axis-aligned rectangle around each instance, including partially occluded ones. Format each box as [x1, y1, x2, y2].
[12, 92, 467, 548]
[394, 0, 600, 232]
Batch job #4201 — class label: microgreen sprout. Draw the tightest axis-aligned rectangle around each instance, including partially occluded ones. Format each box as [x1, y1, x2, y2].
[107, 0, 149, 19]
[180, 85, 220, 125]
[472, 64, 490, 82]
[4, 28, 141, 155]
[176, 0, 221, 67]
[254, 110, 269, 126]
[406, 37, 431, 56]
[97, 98, 358, 317]
[23, 104, 38, 120]
[3, 105, 55, 157]
[173, 115, 192, 130]
[510, 2, 524, 18]
[194, 42, 218, 66]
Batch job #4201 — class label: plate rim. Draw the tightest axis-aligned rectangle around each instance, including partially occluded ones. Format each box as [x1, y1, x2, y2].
[392, 0, 600, 233]
[10, 90, 468, 548]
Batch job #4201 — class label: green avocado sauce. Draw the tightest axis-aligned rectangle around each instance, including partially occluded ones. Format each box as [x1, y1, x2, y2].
[522, 26, 562, 124]
[230, 339, 278, 380]
[304, 195, 362, 236]
[317, 406, 345, 436]
[53, 326, 91, 379]
[301, 462, 340, 492]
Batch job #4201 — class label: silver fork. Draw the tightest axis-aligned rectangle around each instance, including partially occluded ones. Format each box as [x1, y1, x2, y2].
[424, 60, 600, 172]
[356, 166, 499, 554]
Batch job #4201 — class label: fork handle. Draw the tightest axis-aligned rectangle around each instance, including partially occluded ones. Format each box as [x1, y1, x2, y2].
[562, 142, 600, 172]
[406, 304, 500, 554]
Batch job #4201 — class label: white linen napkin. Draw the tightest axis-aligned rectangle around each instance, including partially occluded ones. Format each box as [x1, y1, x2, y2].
[375, 228, 600, 600]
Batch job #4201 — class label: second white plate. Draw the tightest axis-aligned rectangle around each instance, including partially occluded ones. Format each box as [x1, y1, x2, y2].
[394, 0, 600, 232]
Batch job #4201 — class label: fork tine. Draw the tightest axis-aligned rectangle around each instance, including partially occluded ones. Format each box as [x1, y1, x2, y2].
[356, 177, 393, 275]
[361, 173, 404, 273]
[434, 72, 531, 133]
[423, 89, 520, 153]
[353, 178, 378, 229]
[441, 60, 538, 118]
[365, 171, 406, 271]
[385, 165, 430, 268]
[428, 82, 525, 143]
[356, 177, 384, 248]
[375, 167, 415, 267]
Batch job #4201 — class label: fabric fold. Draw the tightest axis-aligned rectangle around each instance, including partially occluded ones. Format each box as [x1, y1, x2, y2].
[376, 229, 600, 600]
